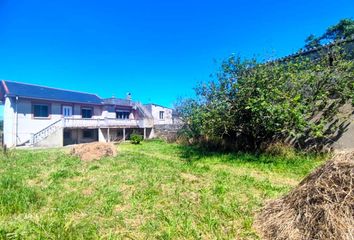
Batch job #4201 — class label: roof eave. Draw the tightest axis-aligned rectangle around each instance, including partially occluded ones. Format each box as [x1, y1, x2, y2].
[4, 95, 103, 105]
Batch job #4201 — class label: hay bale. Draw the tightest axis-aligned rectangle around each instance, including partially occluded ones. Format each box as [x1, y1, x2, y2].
[70, 142, 117, 161]
[255, 152, 354, 240]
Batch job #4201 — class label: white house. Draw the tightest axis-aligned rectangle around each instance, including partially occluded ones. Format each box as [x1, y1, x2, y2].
[0, 80, 174, 148]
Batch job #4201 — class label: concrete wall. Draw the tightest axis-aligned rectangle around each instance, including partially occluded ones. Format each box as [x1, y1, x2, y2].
[330, 104, 354, 151]
[333, 120, 354, 150]
[35, 128, 63, 148]
[3, 96, 102, 147]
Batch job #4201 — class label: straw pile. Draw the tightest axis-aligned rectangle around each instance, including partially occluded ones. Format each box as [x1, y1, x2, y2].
[255, 152, 354, 240]
[70, 142, 117, 161]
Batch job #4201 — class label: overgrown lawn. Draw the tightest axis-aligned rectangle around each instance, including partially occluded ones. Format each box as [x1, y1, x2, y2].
[0, 140, 325, 239]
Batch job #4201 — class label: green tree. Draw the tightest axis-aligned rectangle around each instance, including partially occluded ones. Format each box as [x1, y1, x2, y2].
[178, 47, 354, 151]
[303, 18, 354, 50]
[304, 34, 321, 50]
[322, 18, 354, 41]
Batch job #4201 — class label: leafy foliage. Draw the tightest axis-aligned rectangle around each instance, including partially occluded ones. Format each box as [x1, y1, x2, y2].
[177, 47, 354, 151]
[304, 18, 354, 50]
[130, 133, 143, 144]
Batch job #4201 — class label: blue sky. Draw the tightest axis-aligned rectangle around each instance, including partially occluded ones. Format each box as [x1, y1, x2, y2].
[0, 0, 353, 115]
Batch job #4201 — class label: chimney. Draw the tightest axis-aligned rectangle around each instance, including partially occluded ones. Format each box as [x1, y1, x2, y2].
[126, 92, 132, 100]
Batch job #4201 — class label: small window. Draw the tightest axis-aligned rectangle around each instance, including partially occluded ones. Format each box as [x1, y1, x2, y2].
[83, 130, 93, 138]
[159, 111, 164, 120]
[116, 111, 130, 119]
[33, 104, 49, 118]
[81, 108, 92, 118]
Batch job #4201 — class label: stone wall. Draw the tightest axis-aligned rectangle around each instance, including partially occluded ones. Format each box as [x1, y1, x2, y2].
[153, 124, 182, 141]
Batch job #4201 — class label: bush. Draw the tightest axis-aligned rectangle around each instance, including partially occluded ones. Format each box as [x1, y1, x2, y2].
[176, 46, 354, 151]
[263, 142, 296, 158]
[130, 134, 143, 144]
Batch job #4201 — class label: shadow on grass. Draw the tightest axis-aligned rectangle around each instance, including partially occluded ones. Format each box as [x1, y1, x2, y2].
[178, 144, 258, 163]
[177, 143, 325, 167]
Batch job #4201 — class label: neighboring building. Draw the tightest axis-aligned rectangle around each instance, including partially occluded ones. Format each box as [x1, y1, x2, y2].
[143, 103, 173, 125]
[0, 80, 175, 148]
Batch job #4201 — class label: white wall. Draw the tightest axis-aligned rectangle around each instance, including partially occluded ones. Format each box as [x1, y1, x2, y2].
[35, 128, 63, 148]
[3, 97, 102, 147]
[147, 104, 173, 125]
[3, 97, 15, 147]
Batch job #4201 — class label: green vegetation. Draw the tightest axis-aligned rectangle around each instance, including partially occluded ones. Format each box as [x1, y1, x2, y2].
[130, 133, 144, 144]
[176, 35, 353, 151]
[304, 18, 354, 50]
[0, 140, 324, 239]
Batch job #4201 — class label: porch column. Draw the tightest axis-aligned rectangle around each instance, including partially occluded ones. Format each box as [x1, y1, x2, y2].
[98, 128, 106, 143]
[123, 128, 126, 141]
[143, 128, 146, 140]
[107, 128, 110, 142]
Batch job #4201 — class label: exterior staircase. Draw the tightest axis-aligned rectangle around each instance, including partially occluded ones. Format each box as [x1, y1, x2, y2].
[29, 119, 63, 146]
[24, 104, 155, 147]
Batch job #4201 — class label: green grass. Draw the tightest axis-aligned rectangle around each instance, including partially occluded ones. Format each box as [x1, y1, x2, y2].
[0, 140, 325, 239]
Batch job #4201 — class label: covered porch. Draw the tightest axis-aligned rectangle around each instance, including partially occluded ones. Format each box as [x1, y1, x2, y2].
[63, 128, 99, 146]
[63, 127, 153, 146]
[98, 127, 153, 143]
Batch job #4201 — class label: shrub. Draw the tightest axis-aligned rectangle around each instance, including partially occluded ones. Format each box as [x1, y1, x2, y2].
[264, 142, 296, 158]
[176, 46, 354, 151]
[130, 134, 143, 144]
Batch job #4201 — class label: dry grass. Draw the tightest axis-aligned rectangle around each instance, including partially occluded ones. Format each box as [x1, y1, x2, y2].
[255, 152, 354, 240]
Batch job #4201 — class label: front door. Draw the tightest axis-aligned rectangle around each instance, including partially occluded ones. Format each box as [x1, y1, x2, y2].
[63, 106, 73, 118]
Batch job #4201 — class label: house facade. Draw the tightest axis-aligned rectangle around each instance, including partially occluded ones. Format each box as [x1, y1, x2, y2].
[0, 80, 174, 148]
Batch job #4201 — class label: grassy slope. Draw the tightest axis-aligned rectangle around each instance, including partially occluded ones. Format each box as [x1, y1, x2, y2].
[0, 140, 324, 239]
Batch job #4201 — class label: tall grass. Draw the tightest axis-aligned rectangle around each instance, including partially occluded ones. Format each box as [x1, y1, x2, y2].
[0, 140, 325, 239]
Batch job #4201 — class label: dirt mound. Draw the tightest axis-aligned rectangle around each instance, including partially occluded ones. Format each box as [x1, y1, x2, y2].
[255, 152, 354, 240]
[70, 142, 117, 161]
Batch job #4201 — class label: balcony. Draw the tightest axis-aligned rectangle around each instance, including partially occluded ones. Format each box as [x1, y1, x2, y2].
[62, 118, 154, 128]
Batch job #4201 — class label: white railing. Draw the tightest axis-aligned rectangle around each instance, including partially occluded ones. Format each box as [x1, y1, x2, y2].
[29, 117, 152, 146]
[31, 119, 62, 145]
[62, 118, 139, 128]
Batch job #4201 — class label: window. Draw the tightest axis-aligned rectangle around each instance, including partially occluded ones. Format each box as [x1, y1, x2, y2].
[81, 108, 92, 118]
[116, 111, 130, 119]
[159, 111, 164, 120]
[33, 104, 49, 118]
[83, 130, 93, 138]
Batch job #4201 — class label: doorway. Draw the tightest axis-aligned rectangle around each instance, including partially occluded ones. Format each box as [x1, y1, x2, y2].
[63, 105, 73, 118]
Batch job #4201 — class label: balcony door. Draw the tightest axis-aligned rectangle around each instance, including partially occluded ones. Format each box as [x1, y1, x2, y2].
[63, 106, 73, 118]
